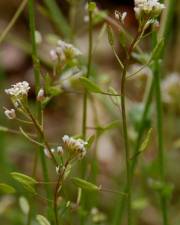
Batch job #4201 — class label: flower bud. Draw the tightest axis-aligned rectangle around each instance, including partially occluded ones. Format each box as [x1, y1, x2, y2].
[57, 146, 64, 155]
[37, 88, 45, 101]
[50, 49, 58, 61]
[4, 108, 16, 119]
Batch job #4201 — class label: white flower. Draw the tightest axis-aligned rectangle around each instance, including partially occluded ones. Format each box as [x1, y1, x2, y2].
[134, 0, 165, 21]
[57, 40, 82, 58]
[62, 135, 87, 159]
[135, 0, 146, 4]
[121, 12, 127, 23]
[5, 81, 30, 97]
[4, 108, 16, 119]
[114, 10, 120, 20]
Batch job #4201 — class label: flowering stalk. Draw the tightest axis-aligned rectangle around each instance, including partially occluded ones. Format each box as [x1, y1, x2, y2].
[53, 135, 87, 225]
[111, 1, 166, 224]
[120, 30, 144, 225]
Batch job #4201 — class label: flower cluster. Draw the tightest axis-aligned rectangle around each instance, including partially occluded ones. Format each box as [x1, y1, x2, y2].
[62, 135, 87, 159]
[5, 81, 30, 97]
[134, 0, 165, 24]
[50, 40, 82, 63]
[4, 81, 31, 117]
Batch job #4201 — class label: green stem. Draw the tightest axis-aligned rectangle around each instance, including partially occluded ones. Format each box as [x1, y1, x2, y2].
[53, 160, 69, 225]
[153, 32, 168, 225]
[112, 76, 154, 225]
[80, 5, 93, 224]
[120, 61, 132, 225]
[28, 0, 53, 223]
[119, 30, 142, 225]
[153, 1, 176, 224]
[82, 7, 93, 140]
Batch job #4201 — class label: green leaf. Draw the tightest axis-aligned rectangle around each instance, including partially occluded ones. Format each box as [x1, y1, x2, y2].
[130, 128, 152, 160]
[79, 77, 103, 93]
[86, 135, 96, 148]
[36, 214, 51, 225]
[11, 172, 37, 185]
[107, 25, 115, 46]
[0, 183, 16, 194]
[71, 177, 100, 192]
[139, 128, 152, 152]
[119, 31, 127, 48]
[11, 172, 37, 194]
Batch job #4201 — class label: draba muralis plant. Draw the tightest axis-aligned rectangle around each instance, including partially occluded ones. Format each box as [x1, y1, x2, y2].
[0, 0, 176, 225]
[0, 2, 123, 224]
[107, 1, 165, 225]
[3, 78, 106, 225]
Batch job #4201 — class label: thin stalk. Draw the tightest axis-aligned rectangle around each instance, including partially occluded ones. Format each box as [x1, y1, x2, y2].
[80, 5, 93, 224]
[120, 60, 132, 225]
[0, 0, 28, 44]
[153, 0, 176, 224]
[119, 29, 143, 225]
[112, 66, 155, 225]
[152, 31, 168, 225]
[82, 7, 93, 140]
[28, 0, 53, 223]
[154, 59, 168, 225]
[53, 160, 69, 225]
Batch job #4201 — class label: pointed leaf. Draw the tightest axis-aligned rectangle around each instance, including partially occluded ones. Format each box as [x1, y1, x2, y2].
[139, 128, 152, 152]
[71, 177, 100, 192]
[11, 172, 37, 194]
[36, 214, 51, 225]
[0, 183, 16, 194]
[11, 172, 37, 185]
[79, 77, 103, 93]
[86, 135, 96, 148]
